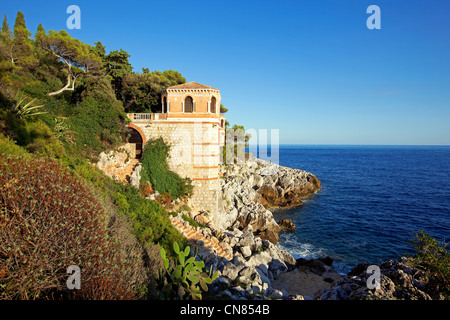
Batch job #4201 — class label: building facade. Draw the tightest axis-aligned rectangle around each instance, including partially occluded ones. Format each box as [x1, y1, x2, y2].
[127, 82, 226, 223]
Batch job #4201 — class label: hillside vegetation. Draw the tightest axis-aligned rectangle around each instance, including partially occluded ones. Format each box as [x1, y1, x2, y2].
[0, 11, 188, 300]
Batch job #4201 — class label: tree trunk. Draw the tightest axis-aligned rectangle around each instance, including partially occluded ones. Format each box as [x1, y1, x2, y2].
[48, 72, 77, 96]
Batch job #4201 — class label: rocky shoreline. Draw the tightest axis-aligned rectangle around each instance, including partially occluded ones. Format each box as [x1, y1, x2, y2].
[214, 156, 321, 245]
[100, 148, 441, 300]
[184, 156, 330, 299]
[185, 156, 440, 300]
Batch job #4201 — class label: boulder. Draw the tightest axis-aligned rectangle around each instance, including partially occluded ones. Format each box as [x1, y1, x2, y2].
[222, 256, 246, 281]
[240, 246, 252, 258]
[278, 219, 296, 232]
[268, 259, 288, 278]
[129, 163, 141, 189]
[295, 258, 327, 276]
[256, 228, 279, 245]
[246, 251, 273, 269]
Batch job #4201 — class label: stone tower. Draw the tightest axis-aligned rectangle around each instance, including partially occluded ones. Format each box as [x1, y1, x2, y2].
[127, 82, 226, 225]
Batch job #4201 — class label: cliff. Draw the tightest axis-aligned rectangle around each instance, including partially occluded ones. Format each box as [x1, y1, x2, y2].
[175, 155, 326, 299]
[216, 156, 321, 244]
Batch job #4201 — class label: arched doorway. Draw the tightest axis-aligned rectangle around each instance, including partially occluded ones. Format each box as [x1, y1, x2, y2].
[211, 97, 217, 114]
[128, 127, 143, 159]
[185, 96, 193, 113]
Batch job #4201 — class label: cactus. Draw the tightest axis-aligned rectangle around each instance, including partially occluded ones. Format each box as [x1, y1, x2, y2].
[157, 241, 218, 300]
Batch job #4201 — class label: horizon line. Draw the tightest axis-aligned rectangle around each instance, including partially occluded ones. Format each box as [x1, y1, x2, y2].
[250, 143, 450, 147]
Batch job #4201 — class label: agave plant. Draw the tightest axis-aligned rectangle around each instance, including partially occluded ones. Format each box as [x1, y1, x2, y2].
[13, 92, 47, 118]
[157, 241, 218, 300]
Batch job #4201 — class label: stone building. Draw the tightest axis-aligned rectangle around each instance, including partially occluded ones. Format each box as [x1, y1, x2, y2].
[127, 82, 226, 224]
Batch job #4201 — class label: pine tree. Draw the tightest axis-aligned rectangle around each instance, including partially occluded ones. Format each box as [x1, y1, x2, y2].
[13, 11, 31, 40]
[2, 14, 11, 38]
[37, 30, 103, 96]
[92, 41, 106, 59]
[36, 23, 45, 37]
[0, 14, 14, 64]
[11, 11, 36, 67]
[104, 49, 133, 100]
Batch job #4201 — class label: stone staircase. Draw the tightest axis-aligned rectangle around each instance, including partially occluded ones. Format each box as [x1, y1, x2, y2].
[169, 215, 233, 261]
[121, 158, 140, 182]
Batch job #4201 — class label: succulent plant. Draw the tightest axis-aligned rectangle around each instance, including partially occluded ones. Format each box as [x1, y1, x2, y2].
[157, 241, 218, 300]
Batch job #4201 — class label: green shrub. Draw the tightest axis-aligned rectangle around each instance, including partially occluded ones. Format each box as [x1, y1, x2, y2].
[2, 112, 66, 158]
[409, 231, 450, 299]
[112, 183, 185, 254]
[181, 214, 206, 229]
[0, 133, 28, 157]
[69, 96, 125, 155]
[140, 138, 193, 199]
[0, 155, 135, 299]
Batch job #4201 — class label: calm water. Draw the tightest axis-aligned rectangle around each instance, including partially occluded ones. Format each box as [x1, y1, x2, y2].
[263, 145, 450, 274]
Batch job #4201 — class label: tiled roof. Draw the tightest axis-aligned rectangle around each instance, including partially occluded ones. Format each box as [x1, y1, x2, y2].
[167, 81, 218, 90]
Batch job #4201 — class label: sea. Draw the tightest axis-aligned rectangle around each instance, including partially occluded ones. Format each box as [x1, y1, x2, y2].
[258, 145, 450, 274]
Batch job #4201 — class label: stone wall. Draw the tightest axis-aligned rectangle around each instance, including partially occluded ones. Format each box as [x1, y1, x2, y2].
[132, 119, 223, 224]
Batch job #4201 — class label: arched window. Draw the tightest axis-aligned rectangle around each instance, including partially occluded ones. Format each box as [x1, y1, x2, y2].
[210, 97, 217, 114]
[163, 96, 167, 113]
[185, 96, 193, 113]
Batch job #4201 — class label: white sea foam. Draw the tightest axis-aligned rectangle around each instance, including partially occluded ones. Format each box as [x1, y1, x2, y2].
[277, 233, 326, 260]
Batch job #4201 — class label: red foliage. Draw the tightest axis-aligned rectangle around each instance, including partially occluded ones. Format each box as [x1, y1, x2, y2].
[0, 156, 134, 300]
[156, 192, 172, 207]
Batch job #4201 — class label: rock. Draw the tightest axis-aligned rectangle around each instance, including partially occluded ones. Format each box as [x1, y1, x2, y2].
[269, 289, 284, 299]
[222, 257, 246, 281]
[238, 232, 255, 248]
[319, 256, 436, 300]
[240, 246, 252, 258]
[318, 256, 334, 267]
[255, 266, 272, 287]
[347, 262, 372, 277]
[129, 163, 141, 189]
[278, 219, 296, 232]
[246, 251, 273, 269]
[256, 228, 279, 245]
[259, 163, 279, 176]
[253, 175, 264, 189]
[295, 258, 328, 276]
[320, 285, 350, 300]
[215, 207, 238, 230]
[268, 259, 288, 278]
[217, 290, 235, 299]
[96, 144, 138, 183]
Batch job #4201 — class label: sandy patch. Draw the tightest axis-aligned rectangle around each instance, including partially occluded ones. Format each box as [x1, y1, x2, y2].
[271, 268, 341, 298]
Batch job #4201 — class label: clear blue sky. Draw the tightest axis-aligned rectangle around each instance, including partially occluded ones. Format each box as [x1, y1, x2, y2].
[2, 0, 450, 145]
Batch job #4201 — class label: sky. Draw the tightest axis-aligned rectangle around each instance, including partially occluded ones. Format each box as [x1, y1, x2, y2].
[2, 0, 450, 145]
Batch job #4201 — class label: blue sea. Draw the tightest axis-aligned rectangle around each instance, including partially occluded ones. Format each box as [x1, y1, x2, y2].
[262, 145, 450, 274]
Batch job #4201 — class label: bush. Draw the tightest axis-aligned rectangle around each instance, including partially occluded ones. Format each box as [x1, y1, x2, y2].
[181, 214, 206, 229]
[2, 112, 65, 158]
[0, 133, 28, 157]
[0, 155, 134, 299]
[409, 231, 450, 299]
[69, 96, 126, 155]
[140, 138, 193, 199]
[112, 183, 185, 255]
